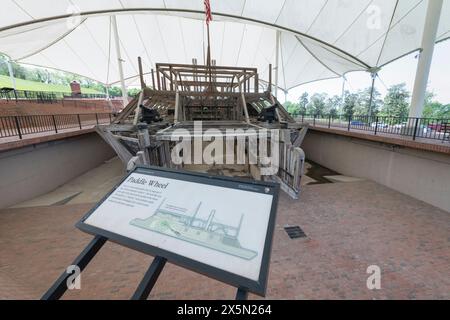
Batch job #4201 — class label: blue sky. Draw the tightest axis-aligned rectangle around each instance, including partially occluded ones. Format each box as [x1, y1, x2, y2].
[286, 40, 450, 105]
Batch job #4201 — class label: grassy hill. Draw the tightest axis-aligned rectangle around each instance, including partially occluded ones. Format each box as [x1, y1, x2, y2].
[0, 75, 103, 94]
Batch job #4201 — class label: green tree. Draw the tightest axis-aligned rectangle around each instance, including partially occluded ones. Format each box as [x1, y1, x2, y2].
[283, 101, 300, 116]
[108, 86, 122, 97]
[30, 69, 51, 84]
[0, 53, 107, 95]
[298, 92, 309, 116]
[342, 91, 358, 118]
[325, 95, 341, 117]
[0, 55, 7, 76]
[127, 88, 141, 97]
[307, 93, 327, 116]
[381, 83, 410, 118]
[423, 102, 450, 119]
[354, 87, 382, 116]
[422, 92, 450, 119]
[0, 56, 28, 80]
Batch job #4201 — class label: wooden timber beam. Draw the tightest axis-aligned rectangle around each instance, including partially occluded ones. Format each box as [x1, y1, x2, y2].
[155, 62, 257, 73]
[138, 57, 146, 89]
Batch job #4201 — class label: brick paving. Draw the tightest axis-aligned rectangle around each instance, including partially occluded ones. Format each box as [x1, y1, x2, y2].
[0, 181, 449, 300]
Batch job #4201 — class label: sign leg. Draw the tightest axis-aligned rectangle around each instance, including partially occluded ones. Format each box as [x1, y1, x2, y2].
[235, 288, 249, 300]
[131, 256, 167, 300]
[41, 235, 107, 300]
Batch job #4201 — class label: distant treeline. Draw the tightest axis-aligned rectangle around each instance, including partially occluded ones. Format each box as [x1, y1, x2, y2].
[284, 84, 450, 119]
[1, 54, 449, 116]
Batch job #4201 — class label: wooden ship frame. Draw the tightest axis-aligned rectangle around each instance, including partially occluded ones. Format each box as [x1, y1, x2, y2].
[97, 57, 309, 199]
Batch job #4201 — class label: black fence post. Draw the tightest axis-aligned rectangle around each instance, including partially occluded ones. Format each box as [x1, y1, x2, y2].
[95, 113, 99, 125]
[348, 115, 352, 131]
[14, 116, 22, 140]
[374, 117, 379, 135]
[328, 115, 331, 128]
[77, 114, 82, 129]
[413, 118, 419, 141]
[443, 124, 449, 143]
[109, 113, 112, 124]
[52, 115, 58, 134]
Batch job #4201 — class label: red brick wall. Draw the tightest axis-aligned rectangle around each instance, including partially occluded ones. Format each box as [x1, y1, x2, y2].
[0, 99, 123, 116]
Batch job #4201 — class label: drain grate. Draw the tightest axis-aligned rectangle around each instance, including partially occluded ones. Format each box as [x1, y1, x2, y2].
[284, 226, 307, 239]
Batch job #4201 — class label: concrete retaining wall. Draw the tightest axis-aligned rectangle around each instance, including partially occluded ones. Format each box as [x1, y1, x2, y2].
[303, 130, 450, 213]
[0, 132, 115, 209]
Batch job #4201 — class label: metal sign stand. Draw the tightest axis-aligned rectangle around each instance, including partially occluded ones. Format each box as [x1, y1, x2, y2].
[42, 165, 279, 300]
[41, 235, 249, 300]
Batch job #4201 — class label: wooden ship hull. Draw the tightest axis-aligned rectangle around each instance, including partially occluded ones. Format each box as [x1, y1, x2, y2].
[97, 60, 309, 199]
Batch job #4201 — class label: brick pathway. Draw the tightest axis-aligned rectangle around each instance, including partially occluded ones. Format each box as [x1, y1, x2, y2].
[0, 181, 449, 300]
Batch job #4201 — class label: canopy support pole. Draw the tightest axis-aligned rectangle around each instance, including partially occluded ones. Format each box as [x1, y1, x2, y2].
[341, 76, 346, 113]
[367, 68, 380, 118]
[7, 60, 16, 91]
[368, 74, 376, 118]
[138, 56, 146, 90]
[111, 15, 128, 108]
[105, 85, 110, 99]
[274, 30, 281, 98]
[206, 21, 212, 92]
[409, 0, 443, 118]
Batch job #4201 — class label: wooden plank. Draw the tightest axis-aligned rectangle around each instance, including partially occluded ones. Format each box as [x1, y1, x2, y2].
[96, 126, 133, 164]
[174, 91, 180, 123]
[151, 69, 156, 89]
[268, 64, 272, 93]
[156, 66, 161, 90]
[156, 62, 257, 72]
[113, 95, 139, 124]
[241, 92, 250, 124]
[138, 56, 146, 89]
[133, 91, 144, 125]
[112, 134, 139, 144]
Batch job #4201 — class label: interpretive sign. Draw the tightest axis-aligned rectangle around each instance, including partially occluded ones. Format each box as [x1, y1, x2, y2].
[77, 166, 279, 296]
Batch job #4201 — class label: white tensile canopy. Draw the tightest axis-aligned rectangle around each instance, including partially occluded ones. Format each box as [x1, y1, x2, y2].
[0, 0, 449, 92]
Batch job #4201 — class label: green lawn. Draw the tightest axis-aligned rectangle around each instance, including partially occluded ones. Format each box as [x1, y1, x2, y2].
[0, 75, 103, 94]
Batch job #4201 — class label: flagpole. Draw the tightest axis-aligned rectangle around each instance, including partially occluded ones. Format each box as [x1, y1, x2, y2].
[204, 0, 213, 92]
[206, 20, 212, 92]
[206, 21, 211, 67]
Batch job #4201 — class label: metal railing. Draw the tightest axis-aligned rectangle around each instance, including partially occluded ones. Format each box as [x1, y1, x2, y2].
[0, 89, 106, 103]
[0, 89, 59, 103]
[0, 113, 113, 140]
[297, 114, 450, 143]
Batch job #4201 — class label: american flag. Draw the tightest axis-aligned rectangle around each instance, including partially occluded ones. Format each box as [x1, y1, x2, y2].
[204, 0, 212, 25]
